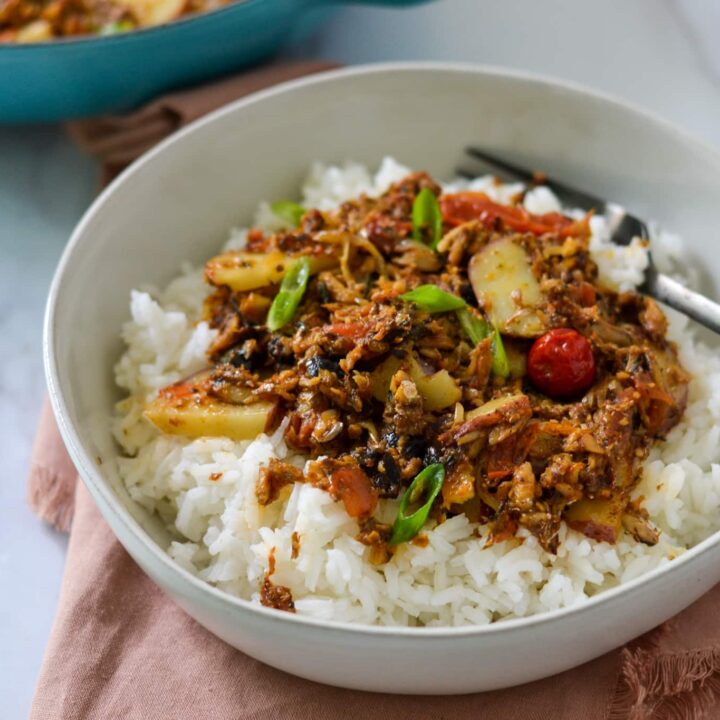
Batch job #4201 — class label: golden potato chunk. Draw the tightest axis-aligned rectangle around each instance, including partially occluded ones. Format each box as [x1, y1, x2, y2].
[145, 378, 273, 441]
[205, 251, 336, 292]
[370, 355, 461, 410]
[411, 360, 462, 411]
[123, 0, 187, 26]
[16, 20, 52, 42]
[468, 237, 546, 337]
[564, 496, 625, 543]
[205, 250, 288, 292]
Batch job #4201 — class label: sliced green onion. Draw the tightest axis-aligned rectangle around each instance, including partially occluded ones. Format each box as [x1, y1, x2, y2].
[456, 307, 489, 345]
[390, 463, 446, 545]
[99, 20, 134, 35]
[412, 188, 443, 250]
[400, 284, 466, 313]
[266, 257, 311, 332]
[270, 200, 305, 227]
[491, 324, 510, 378]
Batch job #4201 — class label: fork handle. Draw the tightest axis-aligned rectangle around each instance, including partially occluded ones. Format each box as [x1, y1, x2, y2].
[645, 266, 720, 335]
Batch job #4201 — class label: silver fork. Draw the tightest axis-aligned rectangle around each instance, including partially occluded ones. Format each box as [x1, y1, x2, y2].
[458, 147, 720, 335]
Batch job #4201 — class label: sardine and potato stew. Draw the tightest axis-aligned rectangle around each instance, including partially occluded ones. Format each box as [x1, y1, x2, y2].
[142, 171, 689, 563]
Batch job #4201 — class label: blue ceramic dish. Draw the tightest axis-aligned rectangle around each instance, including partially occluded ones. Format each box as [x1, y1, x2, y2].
[0, 0, 424, 122]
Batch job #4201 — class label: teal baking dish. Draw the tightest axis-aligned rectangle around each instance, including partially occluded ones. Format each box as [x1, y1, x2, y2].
[0, 0, 426, 122]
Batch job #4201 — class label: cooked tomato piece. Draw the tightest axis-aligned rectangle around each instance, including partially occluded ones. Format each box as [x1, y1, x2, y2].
[325, 322, 368, 340]
[528, 328, 595, 398]
[245, 228, 269, 252]
[440, 192, 590, 237]
[330, 465, 378, 519]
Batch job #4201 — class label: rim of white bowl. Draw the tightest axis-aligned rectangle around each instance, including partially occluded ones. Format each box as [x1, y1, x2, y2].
[45, 61, 720, 639]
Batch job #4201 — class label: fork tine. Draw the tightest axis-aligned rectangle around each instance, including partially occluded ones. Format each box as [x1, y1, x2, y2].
[464, 147, 607, 212]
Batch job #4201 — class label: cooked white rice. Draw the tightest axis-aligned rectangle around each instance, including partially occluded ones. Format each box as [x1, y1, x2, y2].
[114, 158, 720, 627]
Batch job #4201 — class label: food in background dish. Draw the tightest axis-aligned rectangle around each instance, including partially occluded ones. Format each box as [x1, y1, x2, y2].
[114, 158, 718, 627]
[0, 0, 234, 42]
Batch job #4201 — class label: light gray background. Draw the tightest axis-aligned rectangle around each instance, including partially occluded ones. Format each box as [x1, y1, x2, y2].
[2, 0, 720, 716]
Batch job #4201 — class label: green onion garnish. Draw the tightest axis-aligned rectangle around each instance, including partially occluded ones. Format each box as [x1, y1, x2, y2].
[401, 286, 507, 377]
[390, 463, 446, 545]
[400, 285, 467, 313]
[99, 20, 134, 35]
[271, 200, 305, 227]
[266, 257, 311, 332]
[491, 324, 510, 378]
[412, 188, 443, 250]
[456, 307, 489, 345]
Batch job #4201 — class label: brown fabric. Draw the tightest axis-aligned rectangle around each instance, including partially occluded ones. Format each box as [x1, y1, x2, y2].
[28, 60, 720, 719]
[609, 648, 720, 719]
[608, 587, 720, 719]
[67, 60, 340, 185]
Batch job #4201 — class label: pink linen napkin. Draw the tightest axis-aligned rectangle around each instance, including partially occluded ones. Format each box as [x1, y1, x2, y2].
[28, 61, 720, 719]
[29, 398, 720, 719]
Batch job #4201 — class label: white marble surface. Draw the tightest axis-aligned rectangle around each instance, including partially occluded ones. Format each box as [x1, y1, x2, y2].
[0, 127, 95, 718]
[3, 0, 720, 716]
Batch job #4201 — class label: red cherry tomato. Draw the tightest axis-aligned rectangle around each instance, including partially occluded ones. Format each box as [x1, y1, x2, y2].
[527, 329, 596, 398]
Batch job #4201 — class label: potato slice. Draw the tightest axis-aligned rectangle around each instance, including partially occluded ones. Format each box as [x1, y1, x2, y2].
[145, 379, 273, 441]
[564, 496, 625, 543]
[16, 20, 52, 42]
[370, 355, 402, 402]
[205, 250, 287, 292]
[370, 355, 461, 411]
[468, 237, 546, 337]
[123, 0, 187, 26]
[410, 359, 462, 411]
[205, 251, 336, 292]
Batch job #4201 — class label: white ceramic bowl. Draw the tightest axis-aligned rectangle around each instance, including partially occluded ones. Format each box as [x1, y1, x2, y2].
[45, 63, 720, 695]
